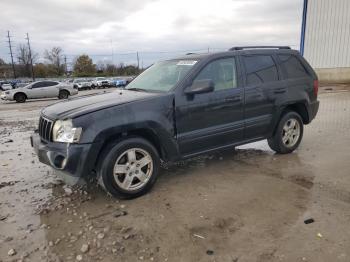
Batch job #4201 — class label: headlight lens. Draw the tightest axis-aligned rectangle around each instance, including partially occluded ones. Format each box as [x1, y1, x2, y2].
[52, 119, 82, 143]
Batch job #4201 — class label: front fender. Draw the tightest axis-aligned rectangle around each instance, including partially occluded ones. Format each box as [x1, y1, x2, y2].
[73, 93, 179, 162]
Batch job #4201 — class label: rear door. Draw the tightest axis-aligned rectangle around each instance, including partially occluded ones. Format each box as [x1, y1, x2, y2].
[41, 81, 60, 97]
[176, 56, 244, 156]
[241, 54, 285, 140]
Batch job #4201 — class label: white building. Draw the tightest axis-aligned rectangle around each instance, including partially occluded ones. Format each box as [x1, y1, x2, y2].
[301, 0, 350, 83]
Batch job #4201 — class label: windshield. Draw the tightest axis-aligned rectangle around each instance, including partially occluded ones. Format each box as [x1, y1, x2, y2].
[126, 60, 197, 92]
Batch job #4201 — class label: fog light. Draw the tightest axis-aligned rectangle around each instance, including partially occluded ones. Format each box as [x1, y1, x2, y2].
[53, 155, 67, 169]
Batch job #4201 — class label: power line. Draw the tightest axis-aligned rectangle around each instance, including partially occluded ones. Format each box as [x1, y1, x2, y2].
[7, 30, 16, 79]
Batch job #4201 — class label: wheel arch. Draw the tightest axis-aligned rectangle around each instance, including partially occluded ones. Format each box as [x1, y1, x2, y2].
[14, 92, 27, 100]
[282, 102, 310, 124]
[270, 102, 309, 137]
[59, 88, 70, 95]
[91, 127, 172, 176]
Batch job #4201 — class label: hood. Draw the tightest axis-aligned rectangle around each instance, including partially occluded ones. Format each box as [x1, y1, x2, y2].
[42, 90, 160, 119]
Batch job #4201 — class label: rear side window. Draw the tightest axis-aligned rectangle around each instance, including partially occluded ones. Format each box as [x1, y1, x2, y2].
[278, 55, 309, 79]
[45, 81, 59, 87]
[243, 55, 278, 85]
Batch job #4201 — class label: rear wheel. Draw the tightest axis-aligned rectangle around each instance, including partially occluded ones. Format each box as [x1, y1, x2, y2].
[14, 93, 26, 103]
[58, 90, 69, 99]
[98, 137, 160, 198]
[268, 111, 303, 154]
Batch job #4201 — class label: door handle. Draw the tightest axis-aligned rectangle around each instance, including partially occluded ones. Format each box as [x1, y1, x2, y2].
[274, 88, 286, 94]
[225, 95, 241, 102]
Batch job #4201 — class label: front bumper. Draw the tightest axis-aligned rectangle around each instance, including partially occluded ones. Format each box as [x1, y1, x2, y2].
[30, 133, 93, 185]
[1, 93, 10, 100]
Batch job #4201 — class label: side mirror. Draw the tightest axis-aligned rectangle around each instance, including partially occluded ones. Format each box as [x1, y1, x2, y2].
[185, 79, 214, 95]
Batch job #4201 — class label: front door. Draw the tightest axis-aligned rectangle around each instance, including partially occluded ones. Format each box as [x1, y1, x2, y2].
[176, 57, 244, 156]
[28, 82, 46, 99]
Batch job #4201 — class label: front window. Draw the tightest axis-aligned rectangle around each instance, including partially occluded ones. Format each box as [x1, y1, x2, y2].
[126, 60, 197, 92]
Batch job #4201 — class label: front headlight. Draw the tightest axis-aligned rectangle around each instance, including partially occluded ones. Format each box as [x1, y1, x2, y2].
[52, 119, 82, 143]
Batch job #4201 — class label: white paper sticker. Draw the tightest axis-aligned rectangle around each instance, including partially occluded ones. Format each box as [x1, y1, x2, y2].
[176, 60, 198, 66]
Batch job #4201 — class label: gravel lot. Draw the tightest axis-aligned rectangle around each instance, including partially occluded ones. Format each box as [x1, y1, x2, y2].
[0, 87, 350, 262]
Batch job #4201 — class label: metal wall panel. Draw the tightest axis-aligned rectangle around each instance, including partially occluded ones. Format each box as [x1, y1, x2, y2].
[304, 0, 350, 68]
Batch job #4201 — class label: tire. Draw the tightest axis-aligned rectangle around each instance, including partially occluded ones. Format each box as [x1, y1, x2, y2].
[14, 93, 26, 103]
[268, 111, 304, 154]
[98, 137, 160, 198]
[58, 90, 69, 99]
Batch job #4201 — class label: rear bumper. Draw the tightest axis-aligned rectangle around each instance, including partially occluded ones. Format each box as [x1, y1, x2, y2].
[30, 133, 93, 184]
[308, 100, 320, 122]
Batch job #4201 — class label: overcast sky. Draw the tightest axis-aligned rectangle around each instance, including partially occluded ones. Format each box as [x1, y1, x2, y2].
[0, 0, 303, 67]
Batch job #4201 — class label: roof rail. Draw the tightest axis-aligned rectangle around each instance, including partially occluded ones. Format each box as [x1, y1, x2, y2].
[229, 46, 291, 51]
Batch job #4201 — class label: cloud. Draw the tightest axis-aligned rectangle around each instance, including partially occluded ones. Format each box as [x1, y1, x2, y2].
[0, 0, 303, 67]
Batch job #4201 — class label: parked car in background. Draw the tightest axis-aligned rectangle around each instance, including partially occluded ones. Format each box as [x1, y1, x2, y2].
[73, 79, 92, 90]
[110, 77, 127, 87]
[0, 83, 13, 91]
[1, 80, 78, 103]
[30, 46, 319, 198]
[91, 77, 110, 88]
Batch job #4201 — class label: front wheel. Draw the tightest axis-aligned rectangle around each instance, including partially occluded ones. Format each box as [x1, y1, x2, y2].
[98, 137, 160, 198]
[14, 93, 26, 103]
[268, 111, 304, 154]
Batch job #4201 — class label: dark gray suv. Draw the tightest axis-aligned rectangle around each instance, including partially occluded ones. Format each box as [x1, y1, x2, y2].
[31, 46, 319, 198]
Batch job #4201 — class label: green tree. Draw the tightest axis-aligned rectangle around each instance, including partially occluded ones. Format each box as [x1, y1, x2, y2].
[73, 55, 96, 76]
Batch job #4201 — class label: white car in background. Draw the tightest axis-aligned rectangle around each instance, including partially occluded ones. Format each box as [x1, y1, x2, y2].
[91, 77, 110, 88]
[0, 80, 78, 103]
[0, 83, 13, 91]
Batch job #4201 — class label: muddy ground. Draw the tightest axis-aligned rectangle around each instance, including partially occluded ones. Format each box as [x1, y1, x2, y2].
[0, 87, 350, 262]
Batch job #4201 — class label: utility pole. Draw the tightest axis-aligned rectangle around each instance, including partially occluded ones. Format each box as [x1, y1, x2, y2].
[64, 56, 67, 75]
[7, 30, 16, 79]
[136, 52, 140, 69]
[111, 39, 115, 75]
[25, 33, 35, 81]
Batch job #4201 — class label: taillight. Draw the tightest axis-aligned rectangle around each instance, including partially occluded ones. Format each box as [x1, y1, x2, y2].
[313, 80, 319, 96]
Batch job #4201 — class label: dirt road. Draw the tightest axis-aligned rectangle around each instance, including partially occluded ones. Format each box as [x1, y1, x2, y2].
[0, 89, 350, 262]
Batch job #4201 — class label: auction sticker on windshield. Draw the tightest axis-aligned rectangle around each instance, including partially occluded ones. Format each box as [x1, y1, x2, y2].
[176, 60, 197, 66]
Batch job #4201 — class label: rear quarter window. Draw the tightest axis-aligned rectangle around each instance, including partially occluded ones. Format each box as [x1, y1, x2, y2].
[278, 55, 309, 79]
[243, 55, 279, 85]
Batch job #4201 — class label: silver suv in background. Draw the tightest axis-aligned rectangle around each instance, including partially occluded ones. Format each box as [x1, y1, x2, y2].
[0, 80, 78, 103]
[73, 79, 92, 90]
[91, 77, 110, 88]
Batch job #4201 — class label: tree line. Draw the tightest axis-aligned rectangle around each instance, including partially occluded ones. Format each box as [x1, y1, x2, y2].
[0, 45, 141, 79]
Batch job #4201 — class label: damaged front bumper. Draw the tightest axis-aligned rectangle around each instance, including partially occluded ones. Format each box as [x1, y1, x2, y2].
[30, 133, 94, 185]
